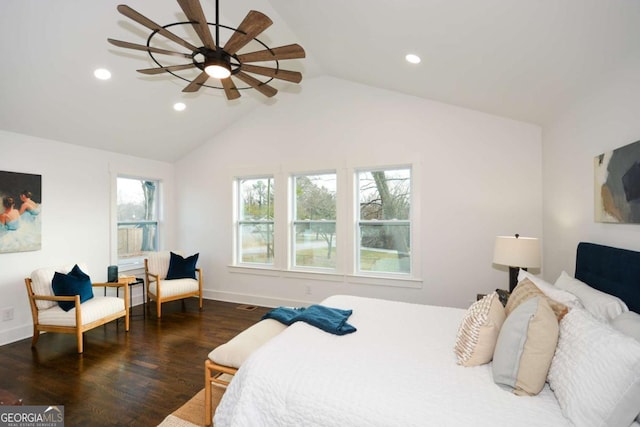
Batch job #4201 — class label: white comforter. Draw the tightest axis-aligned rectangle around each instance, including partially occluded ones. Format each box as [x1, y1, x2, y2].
[214, 295, 570, 426]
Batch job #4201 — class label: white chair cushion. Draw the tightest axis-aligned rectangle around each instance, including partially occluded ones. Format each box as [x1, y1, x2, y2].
[149, 278, 198, 298]
[208, 319, 287, 368]
[147, 251, 175, 279]
[38, 296, 124, 327]
[31, 263, 89, 310]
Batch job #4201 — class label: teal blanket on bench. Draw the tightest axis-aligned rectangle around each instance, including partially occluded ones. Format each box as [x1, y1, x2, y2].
[262, 305, 357, 335]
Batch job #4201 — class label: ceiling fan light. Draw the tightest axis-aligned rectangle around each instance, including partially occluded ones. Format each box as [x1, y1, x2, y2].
[405, 54, 421, 64]
[204, 58, 231, 79]
[94, 68, 112, 80]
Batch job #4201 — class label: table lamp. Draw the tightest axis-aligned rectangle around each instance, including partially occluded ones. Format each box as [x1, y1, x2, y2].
[493, 234, 541, 292]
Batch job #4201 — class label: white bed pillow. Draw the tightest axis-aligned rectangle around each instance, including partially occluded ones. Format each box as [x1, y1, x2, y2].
[517, 269, 582, 308]
[548, 308, 640, 427]
[554, 271, 628, 322]
[611, 311, 640, 343]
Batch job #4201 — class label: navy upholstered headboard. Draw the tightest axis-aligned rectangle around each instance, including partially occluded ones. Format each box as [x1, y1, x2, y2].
[575, 242, 640, 314]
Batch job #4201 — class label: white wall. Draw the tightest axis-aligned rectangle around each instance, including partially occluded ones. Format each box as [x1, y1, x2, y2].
[542, 55, 640, 283]
[175, 76, 543, 309]
[0, 130, 176, 345]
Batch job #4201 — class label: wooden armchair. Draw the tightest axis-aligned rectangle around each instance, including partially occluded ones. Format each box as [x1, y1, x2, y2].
[144, 251, 203, 318]
[25, 263, 129, 353]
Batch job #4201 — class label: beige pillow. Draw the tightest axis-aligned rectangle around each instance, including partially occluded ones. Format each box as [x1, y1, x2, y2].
[493, 296, 560, 396]
[506, 278, 569, 321]
[454, 292, 506, 366]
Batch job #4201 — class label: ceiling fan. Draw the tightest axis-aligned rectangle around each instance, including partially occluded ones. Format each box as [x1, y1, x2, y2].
[108, 0, 305, 100]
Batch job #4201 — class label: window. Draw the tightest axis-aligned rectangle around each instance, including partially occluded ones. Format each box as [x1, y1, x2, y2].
[117, 177, 159, 261]
[232, 164, 418, 284]
[237, 177, 275, 265]
[292, 173, 337, 270]
[356, 168, 411, 274]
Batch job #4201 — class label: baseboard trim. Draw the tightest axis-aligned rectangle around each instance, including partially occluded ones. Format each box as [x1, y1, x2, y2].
[0, 324, 33, 347]
[202, 290, 311, 309]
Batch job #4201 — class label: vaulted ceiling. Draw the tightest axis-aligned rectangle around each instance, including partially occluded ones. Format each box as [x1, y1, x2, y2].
[2, 0, 640, 162]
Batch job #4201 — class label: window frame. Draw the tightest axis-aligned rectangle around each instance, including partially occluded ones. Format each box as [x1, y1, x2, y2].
[229, 161, 421, 288]
[235, 175, 276, 267]
[116, 175, 161, 269]
[290, 171, 338, 272]
[354, 166, 412, 277]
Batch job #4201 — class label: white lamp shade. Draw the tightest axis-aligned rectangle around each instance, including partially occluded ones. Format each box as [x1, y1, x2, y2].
[493, 235, 541, 268]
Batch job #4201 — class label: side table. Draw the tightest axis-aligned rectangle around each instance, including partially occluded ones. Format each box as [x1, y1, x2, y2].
[116, 276, 146, 318]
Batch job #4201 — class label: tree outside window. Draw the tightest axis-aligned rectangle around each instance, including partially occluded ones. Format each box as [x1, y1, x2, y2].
[357, 168, 411, 274]
[238, 177, 275, 264]
[292, 173, 337, 269]
[117, 177, 159, 260]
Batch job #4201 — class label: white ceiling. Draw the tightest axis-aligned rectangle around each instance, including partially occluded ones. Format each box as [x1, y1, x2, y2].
[2, 0, 640, 162]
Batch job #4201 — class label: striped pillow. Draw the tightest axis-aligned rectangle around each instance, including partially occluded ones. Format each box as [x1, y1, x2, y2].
[454, 292, 506, 366]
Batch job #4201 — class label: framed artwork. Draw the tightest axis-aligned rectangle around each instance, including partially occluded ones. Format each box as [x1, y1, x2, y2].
[0, 170, 42, 253]
[595, 139, 640, 223]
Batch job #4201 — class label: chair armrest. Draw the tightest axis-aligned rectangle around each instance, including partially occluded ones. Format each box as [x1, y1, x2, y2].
[31, 294, 81, 312]
[32, 294, 77, 302]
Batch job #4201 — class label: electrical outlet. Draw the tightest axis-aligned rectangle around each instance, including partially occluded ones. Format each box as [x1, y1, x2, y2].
[305, 285, 312, 295]
[2, 307, 14, 321]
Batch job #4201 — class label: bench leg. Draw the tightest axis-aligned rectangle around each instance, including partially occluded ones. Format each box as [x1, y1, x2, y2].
[205, 360, 213, 427]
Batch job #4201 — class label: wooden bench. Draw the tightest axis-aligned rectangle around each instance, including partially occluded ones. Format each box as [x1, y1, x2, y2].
[204, 318, 286, 426]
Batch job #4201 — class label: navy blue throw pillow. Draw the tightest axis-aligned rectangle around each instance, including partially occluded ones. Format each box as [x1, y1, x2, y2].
[52, 264, 94, 312]
[166, 252, 199, 280]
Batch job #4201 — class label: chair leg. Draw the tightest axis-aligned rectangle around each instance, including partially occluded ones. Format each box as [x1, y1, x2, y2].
[31, 328, 39, 347]
[157, 299, 162, 319]
[76, 330, 83, 354]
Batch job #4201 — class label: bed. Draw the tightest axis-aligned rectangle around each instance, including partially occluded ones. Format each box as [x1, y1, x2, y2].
[214, 242, 640, 427]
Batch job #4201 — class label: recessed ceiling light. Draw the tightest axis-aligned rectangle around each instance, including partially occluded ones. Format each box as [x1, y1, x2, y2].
[94, 68, 112, 80]
[405, 54, 421, 64]
[173, 102, 186, 112]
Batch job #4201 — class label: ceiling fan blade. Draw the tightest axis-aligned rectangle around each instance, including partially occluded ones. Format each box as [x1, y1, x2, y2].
[137, 63, 197, 75]
[117, 5, 198, 52]
[237, 44, 306, 63]
[108, 38, 192, 59]
[240, 64, 302, 83]
[221, 77, 241, 100]
[234, 71, 277, 98]
[223, 10, 273, 56]
[176, 0, 216, 50]
[182, 71, 210, 92]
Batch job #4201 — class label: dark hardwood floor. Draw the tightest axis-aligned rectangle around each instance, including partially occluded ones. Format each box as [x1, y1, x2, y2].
[0, 299, 270, 426]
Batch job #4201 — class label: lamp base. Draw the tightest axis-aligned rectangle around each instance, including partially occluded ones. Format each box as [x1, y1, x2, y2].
[508, 267, 527, 292]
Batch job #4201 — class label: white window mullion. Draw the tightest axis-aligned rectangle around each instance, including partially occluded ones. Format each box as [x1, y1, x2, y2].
[273, 170, 288, 270]
[335, 166, 349, 275]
